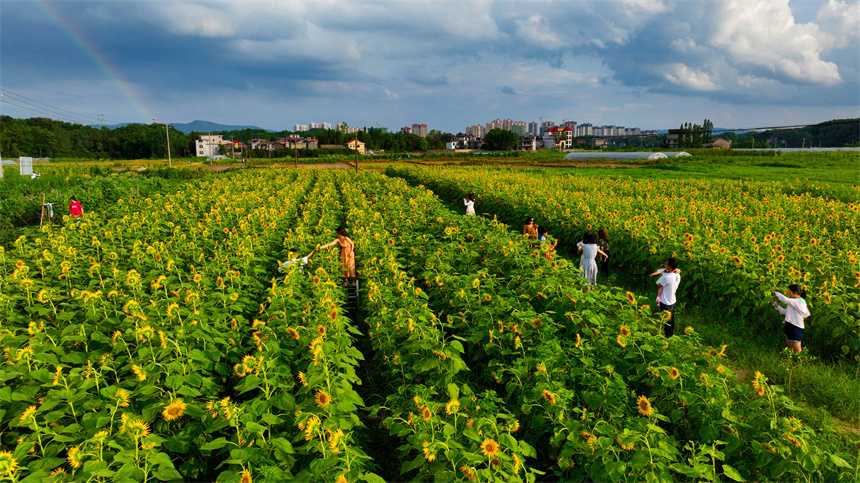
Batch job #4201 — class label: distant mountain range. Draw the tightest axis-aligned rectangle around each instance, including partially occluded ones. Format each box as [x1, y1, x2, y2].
[92, 120, 273, 134]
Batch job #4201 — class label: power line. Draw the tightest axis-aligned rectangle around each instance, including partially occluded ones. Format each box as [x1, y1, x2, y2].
[0, 88, 121, 125]
[0, 98, 95, 125]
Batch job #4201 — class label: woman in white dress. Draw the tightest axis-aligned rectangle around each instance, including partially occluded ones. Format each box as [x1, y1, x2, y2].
[463, 193, 476, 215]
[577, 232, 608, 287]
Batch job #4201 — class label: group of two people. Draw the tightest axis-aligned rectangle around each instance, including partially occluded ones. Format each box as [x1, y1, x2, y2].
[279, 227, 356, 283]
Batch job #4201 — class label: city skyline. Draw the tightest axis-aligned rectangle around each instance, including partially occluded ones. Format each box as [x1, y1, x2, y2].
[1, 1, 857, 133]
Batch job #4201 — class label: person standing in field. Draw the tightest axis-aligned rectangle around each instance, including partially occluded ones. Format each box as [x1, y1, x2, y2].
[597, 229, 610, 276]
[523, 216, 538, 240]
[772, 285, 810, 353]
[69, 196, 83, 218]
[320, 227, 356, 283]
[577, 232, 608, 288]
[464, 193, 476, 216]
[650, 257, 681, 337]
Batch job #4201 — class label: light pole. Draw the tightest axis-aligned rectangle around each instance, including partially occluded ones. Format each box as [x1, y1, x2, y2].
[152, 117, 172, 167]
[165, 123, 172, 167]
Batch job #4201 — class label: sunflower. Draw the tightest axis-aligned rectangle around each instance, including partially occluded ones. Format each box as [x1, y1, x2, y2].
[684, 326, 694, 335]
[625, 291, 636, 305]
[317, 325, 327, 337]
[783, 433, 802, 448]
[421, 406, 432, 421]
[616, 335, 626, 348]
[336, 475, 348, 483]
[619, 325, 631, 337]
[19, 405, 37, 425]
[575, 333, 581, 348]
[460, 466, 476, 482]
[0, 451, 19, 477]
[472, 278, 480, 288]
[508, 419, 520, 432]
[445, 399, 460, 415]
[512, 454, 521, 474]
[669, 367, 680, 379]
[287, 327, 300, 340]
[315, 390, 331, 409]
[126, 419, 151, 439]
[760, 443, 777, 453]
[422, 441, 436, 462]
[162, 399, 187, 421]
[50, 467, 67, 477]
[116, 388, 131, 408]
[132, 364, 146, 381]
[240, 468, 252, 483]
[636, 395, 653, 417]
[541, 389, 556, 405]
[67, 446, 82, 469]
[823, 292, 831, 305]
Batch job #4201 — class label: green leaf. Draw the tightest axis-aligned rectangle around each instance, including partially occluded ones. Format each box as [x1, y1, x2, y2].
[722, 464, 746, 482]
[200, 437, 229, 451]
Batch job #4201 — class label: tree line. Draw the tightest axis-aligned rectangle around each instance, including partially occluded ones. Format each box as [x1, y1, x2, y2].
[0, 116, 857, 160]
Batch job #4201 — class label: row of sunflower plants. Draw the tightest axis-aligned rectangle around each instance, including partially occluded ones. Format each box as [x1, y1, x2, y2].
[386, 166, 859, 360]
[254, 169, 381, 482]
[0, 169, 371, 482]
[339, 173, 541, 482]
[369, 171, 856, 481]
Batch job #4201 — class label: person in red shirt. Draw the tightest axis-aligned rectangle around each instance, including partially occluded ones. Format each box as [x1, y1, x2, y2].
[69, 196, 83, 218]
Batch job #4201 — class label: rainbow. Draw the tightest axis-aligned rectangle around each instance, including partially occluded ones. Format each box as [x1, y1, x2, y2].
[33, 0, 153, 122]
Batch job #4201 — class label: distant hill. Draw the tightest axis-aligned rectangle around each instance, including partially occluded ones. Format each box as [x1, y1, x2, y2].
[93, 120, 272, 134]
[169, 120, 273, 134]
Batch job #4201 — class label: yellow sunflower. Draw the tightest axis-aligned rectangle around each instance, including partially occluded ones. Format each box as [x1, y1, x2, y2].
[315, 390, 331, 409]
[162, 399, 187, 421]
[636, 395, 653, 417]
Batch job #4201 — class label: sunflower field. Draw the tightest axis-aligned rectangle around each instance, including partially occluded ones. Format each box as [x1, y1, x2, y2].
[1, 168, 857, 482]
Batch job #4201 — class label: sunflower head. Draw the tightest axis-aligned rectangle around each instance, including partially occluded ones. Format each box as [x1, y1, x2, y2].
[636, 395, 653, 417]
[0, 451, 20, 477]
[315, 390, 331, 409]
[669, 367, 680, 379]
[480, 438, 500, 457]
[162, 399, 187, 421]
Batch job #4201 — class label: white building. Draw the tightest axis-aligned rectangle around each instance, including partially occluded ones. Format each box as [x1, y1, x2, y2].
[294, 124, 309, 132]
[196, 135, 225, 157]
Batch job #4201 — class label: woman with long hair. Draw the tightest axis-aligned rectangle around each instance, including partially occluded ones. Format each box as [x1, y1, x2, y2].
[321, 227, 356, 281]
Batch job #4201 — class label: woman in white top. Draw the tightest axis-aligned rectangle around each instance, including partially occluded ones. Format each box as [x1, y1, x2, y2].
[772, 284, 810, 353]
[463, 193, 476, 216]
[576, 232, 608, 288]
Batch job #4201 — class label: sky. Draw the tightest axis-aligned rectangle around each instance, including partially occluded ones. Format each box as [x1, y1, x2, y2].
[1, 0, 858, 133]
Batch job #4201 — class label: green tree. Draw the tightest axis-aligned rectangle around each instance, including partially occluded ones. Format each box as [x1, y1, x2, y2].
[484, 128, 519, 151]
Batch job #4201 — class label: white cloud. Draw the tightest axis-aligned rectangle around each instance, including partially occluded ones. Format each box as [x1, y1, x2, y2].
[516, 15, 564, 48]
[664, 64, 720, 91]
[816, 0, 860, 49]
[709, 0, 842, 85]
[384, 88, 400, 100]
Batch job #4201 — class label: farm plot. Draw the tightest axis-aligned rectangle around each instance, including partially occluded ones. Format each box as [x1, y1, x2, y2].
[0, 169, 856, 482]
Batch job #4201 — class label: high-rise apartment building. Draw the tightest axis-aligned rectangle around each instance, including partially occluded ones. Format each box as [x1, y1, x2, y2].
[528, 122, 538, 135]
[465, 125, 485, 137]
[412, 123, 428, 137]
[294, 124, 309, 132]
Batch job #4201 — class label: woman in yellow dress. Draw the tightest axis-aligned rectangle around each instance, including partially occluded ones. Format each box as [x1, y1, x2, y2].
[321, 227, 356, 280]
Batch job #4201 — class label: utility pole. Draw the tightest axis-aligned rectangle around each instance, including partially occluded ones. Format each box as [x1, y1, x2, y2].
[165, 123, 172, 167]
